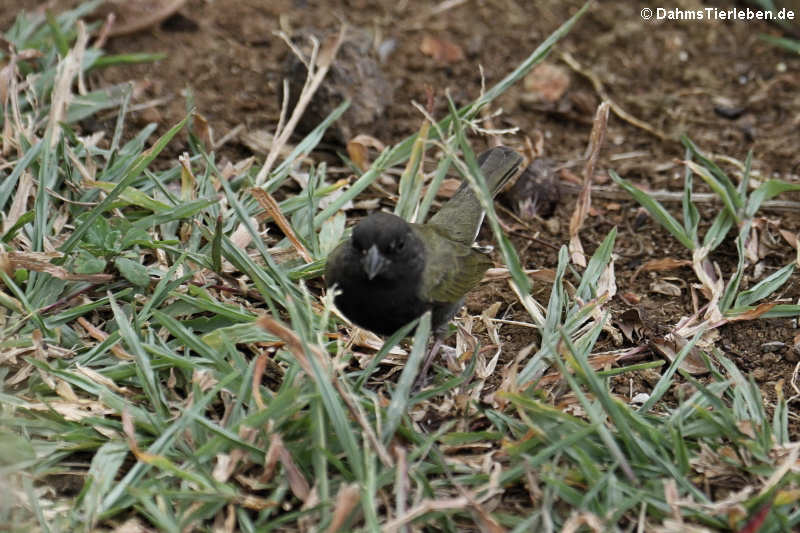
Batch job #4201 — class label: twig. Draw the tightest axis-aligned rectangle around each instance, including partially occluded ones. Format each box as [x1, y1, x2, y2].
[332, 376, 394, 468]
[105, 0, 187, 37]
[382, 497, 470, 533]
[250, 187, 313, 263]
[559, 182, 800, 213]
[394, 446, 409, 533]
[48, 21, 88, 147]
[561, 51, 674, 143]
[568, 102, 609, 266]
[255, 27, 346, 186]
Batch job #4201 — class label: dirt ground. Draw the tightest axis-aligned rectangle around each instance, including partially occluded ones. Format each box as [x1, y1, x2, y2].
[9, 0, 800, 427]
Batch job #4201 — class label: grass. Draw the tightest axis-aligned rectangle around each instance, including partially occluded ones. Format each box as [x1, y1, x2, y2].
[2, 2, 800, 532]
[611, 136, 800, 323]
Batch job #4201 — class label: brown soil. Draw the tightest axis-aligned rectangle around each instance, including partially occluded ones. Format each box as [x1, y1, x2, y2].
[12, 0, 800, 428]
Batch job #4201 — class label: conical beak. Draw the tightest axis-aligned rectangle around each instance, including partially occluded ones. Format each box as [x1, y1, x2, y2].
[363, 244, 388, 280]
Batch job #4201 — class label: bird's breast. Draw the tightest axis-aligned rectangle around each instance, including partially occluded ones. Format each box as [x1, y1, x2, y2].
[333, 275, 428, 336]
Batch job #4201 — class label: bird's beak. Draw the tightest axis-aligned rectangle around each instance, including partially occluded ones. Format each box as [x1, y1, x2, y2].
[363, 244, 388, 280]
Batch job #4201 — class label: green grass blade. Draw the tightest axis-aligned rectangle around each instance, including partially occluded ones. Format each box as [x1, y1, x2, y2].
[701, 209, 734, 251]
[681, 135, 742, 211]
[747, 179, 800, 218]
[719, 221, 750, 313]
[684, 160, 740, 221]
[682, 146, 700, 245]
[90, 52, 167, 69]
[109, 293, 166, 419]
[415, 155, 452, 224]
[759, 34, 800, 53]
[609, 170, 694, 250]
[355, 317, 419, 390]
[381, 311, 431, 443]
[734, 263, 795, 308]
[59, 114, 190, 255]
[575, 227, 617, 302]
[639, 328, 706, 413]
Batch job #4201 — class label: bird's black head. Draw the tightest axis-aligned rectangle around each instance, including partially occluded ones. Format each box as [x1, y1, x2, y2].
[351, 211, 422, 281]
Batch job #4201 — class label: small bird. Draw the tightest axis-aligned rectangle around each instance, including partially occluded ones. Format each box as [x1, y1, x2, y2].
[325, 146, 523, 338]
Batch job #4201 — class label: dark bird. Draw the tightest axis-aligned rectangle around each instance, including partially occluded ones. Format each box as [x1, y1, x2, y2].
[325, 146, 523, 337]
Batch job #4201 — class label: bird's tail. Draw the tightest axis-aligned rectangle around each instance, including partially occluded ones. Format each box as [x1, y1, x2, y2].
[427, 146, 523, 245]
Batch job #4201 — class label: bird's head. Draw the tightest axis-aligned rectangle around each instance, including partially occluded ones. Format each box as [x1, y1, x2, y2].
[351, 212, 420, 281]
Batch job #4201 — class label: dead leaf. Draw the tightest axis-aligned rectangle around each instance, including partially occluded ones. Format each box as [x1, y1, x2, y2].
[779, 229, 797, 249]
[251, 187, 312, 263]
[24, 399, 115, 422]
[0, 251, 113, 283]
[725, 302, 777, 322]
[5, 170, 33, 233]
[77, 317, 134, 360]
[75, 364, 129, 393]
[615, 308, 648, 343]
[597, 255, 617, 298]
[429, 178, 461, 199]
[650, 333, 709, 375]
[650, 279, 682, 297]
[568, 102, 609, 267]
[268, 434, 310, 502]
[420, 35, 464, 63]
[0, 252, 11, 277]
[349, 327, 407, 356]
[346, 134, 385, 172]
[633, 257, 692, 282]
[113, 518, 158, 533]
[213, 453, 233, 483]
[619, 292, 640, 305]
[239, 129, 276, 155]
[482, 267, 552, 283]
[326, 483, 360, 533]
[193, 112, 213, 148]
[562, 511, 604, 533]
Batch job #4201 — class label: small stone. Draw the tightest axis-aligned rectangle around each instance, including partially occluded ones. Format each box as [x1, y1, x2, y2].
[282, 28, 394, 143]
[673, 382, 697, 398]
[786, 344, 800, 363]
[761, 341, 785, 353]
[544, 217, 560, 235]
[523, 62, 571, 104]
[631, 392, 650, 404]
[641, 368, 661, 387]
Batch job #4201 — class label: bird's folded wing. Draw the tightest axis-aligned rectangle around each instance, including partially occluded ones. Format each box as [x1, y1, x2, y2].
[414, 225, 493, 304]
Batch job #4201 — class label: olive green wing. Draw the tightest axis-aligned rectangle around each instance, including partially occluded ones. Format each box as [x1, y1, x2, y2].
[412, 224, 493, 304]
[324, 240, 345, 287]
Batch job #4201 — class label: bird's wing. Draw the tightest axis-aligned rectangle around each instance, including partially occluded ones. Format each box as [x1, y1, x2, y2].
[413, 225, 493, 304]
[426, 146, 522, 245]
[324, 240, 353, 286]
